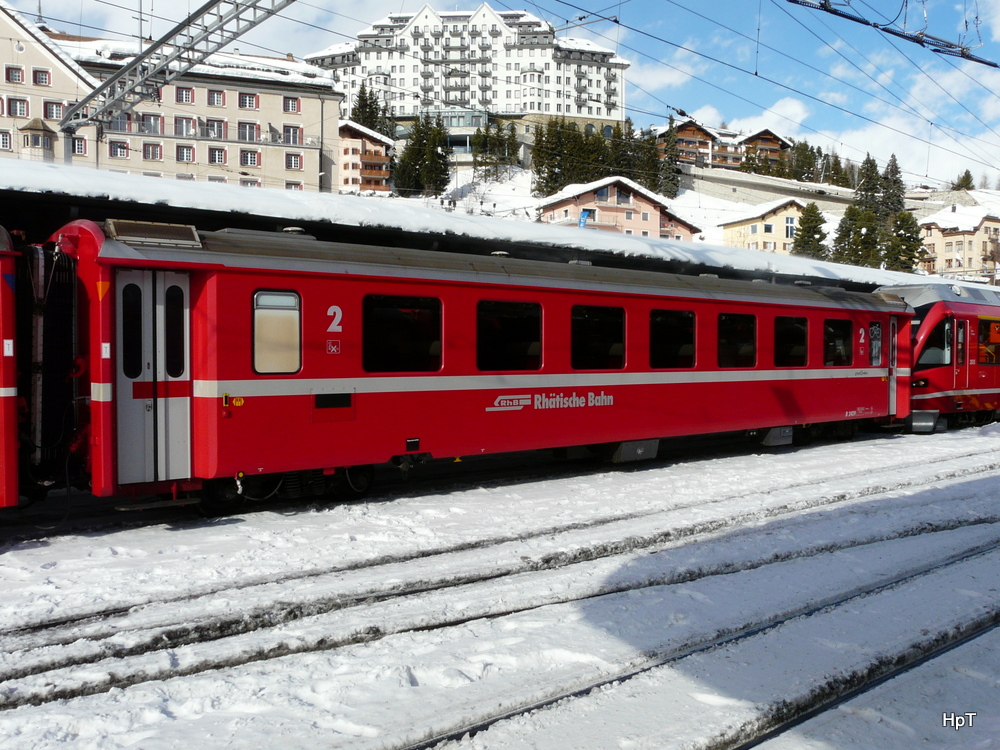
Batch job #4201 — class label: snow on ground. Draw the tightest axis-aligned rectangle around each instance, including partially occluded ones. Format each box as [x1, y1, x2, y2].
[1, 426, 1000, 748]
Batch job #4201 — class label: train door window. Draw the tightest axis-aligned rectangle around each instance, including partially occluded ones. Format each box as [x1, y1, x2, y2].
[868, 322, 883, 367]
[650, 309, 694, 368]
[477, 300, 541, 371]
[978, 319, 1000, 365]
[956, 321, 966, 366]
[363, 295, 442, 372]
[823, 319, 853, 366]
[774, 316, 807, 367]
[121, 283, 144, 379]
[717, 313, 756, 368]
[165, 285, 185, 378]
[253, 291, 301, 374]
[572, 305, 624, 370]
[915, 319, 953, 370]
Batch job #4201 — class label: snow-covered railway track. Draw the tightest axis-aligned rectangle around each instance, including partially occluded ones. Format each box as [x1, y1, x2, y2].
[5, 443, 997, 640]
[2, 468, 1000, 719]
[404, 537, 1000, 750]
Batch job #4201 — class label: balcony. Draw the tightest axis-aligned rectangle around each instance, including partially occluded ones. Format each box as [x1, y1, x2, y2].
[360, 152, 390, 164]
[360, 167, 390, 178]
[411, 28, 423, 37]
[478, 81, 493, 90]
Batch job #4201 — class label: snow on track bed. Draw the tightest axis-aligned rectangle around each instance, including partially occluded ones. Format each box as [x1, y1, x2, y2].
[1, 427, 1000, 748]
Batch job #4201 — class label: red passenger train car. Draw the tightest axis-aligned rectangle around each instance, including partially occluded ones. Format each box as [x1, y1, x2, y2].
[883, 283, 1000, 431]
[0, 219, 915, 508]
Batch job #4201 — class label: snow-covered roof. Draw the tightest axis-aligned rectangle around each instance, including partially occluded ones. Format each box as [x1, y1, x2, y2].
[539, 176, 670, 211]
[0, 160, 942, 291]
[340, 119, 395, 147]
[0, 0, 101, 89]
[50, 35, 339, 90]
[737, 129, 794, 148]
[305, 42, 355, 60]
[719, 198, 807, 227]
[920, 204, 998, 233]
[554, 37, 626, 63]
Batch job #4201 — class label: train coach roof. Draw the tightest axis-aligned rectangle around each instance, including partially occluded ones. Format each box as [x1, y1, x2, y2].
[83, 221, 910, 313]
[0, 160, 952, 293]
[879, 282, 1000, 310]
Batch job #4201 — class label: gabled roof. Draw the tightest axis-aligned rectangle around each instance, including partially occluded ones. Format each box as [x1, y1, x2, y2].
[340, 120, 395, 147]
[737, 129, 794, 148]
[538, 176, 701, 232]
[719, 198, 807, 227]
[920, 204, 999, 233]
[0, 0, 100, 89]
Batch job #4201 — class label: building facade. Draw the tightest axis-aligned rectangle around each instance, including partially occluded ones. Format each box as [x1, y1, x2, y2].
[338, 120, 393, 192]
[305, 3, 629, 143]
[918, 204, 1000, 281]
[538, 176, 700, 240]
[720, 199, 805, 253]
[1, 2, 344, 191]
[0, 1, 100, 165]
[656, 119, 792, 171]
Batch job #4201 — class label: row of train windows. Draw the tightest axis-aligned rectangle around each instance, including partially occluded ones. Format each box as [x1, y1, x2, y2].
[915, 317, 1000, 369]
[253, 292, 882, 374]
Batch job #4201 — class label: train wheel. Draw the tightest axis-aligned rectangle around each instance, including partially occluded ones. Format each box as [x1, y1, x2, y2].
[339, 465, 376, 498]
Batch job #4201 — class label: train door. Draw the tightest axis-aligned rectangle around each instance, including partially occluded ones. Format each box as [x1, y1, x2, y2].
[115, 269, 191, 485]
[888, 318, 897, 415]
[954, 318, 969, 393]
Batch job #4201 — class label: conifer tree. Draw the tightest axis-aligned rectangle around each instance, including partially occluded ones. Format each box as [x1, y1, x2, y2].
[792, 202, 828, 259]
[881, 210, 922, 272]
[832, 205, 880, 267]
[880, 154, 905, 219]
[854, 154, 882, 216]
[951, 169, 975, 190]
[657, 117, 681, 198]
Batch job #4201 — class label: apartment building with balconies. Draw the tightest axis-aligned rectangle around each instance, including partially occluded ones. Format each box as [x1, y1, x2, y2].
[656, 118, 792, 171]
[305, 2, 629, 152]
[1, 2, 344, 191]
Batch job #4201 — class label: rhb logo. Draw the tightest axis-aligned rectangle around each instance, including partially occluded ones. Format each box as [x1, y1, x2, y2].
[486, 394, 532, 411]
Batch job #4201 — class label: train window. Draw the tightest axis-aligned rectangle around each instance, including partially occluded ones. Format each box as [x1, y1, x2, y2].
[718, 313, 756, 368]
[823, 319, 853, 367]
[477, 300, 541, 371]
[572, 305, 624, 370]
[165, 285, 185, 378]
[915, 319, 952, 370]
[650, 309, 694, 368]
[774, 316, 807, 367]
[121, 283, 144, 379]
[978, 319, 1000, 365]
[253, 291, 301, 374]
[363, 295, 442, 372]
[956, 321, 966, 366]
[869, 322, 883, 367]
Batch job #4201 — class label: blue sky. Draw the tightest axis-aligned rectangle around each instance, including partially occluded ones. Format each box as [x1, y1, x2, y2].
[13, 0, 1000, 189]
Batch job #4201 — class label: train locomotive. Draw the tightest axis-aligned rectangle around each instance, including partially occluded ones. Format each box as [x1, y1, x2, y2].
[0, 216, 994, 509]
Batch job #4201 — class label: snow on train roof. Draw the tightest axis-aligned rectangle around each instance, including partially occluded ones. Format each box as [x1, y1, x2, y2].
[0, 160, 944, 289]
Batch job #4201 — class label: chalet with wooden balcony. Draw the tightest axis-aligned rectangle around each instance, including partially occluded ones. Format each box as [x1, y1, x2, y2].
[339, 119, 394, 192]
[655, 118, 791, 171]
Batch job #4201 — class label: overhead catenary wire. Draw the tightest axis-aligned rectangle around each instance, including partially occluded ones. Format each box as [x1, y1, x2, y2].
[16, 0, 1000, 190]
